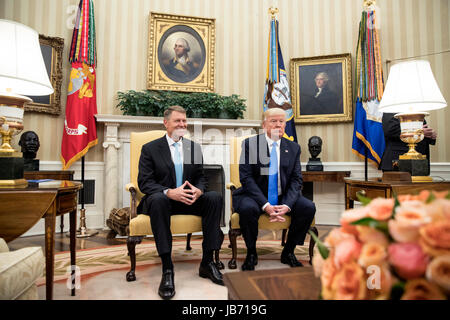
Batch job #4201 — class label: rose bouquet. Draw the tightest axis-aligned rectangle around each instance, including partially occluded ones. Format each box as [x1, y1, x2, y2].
[310, 189, 450, 300]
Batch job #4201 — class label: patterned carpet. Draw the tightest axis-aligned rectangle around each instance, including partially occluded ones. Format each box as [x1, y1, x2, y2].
[37, 238, 311, 300]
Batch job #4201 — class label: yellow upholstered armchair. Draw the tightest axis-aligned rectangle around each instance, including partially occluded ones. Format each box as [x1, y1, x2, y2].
[226, 135, 318, 269]
[125, 130, 222, 282]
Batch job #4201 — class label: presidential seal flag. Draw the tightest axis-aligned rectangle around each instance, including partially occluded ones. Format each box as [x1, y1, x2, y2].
[263, 9, 297, 142]
[61, 0, 98, 169]
[351, 4, 385, 166]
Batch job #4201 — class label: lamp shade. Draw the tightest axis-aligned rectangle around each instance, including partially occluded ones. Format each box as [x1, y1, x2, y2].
[0, 19, 53, 96]
[378, 60, 447, 113]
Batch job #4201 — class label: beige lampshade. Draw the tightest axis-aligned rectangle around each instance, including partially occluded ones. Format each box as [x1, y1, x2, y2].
[379, 60, 447, 113]
[0, 19, 53, 96]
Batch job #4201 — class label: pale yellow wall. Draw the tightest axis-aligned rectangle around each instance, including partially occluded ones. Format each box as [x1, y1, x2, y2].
[1, 0, 449, 164]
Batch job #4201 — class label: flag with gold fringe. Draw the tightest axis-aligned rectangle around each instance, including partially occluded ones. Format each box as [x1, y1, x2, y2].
[61, 0, 98, 169]
[351, 5, 385, 167]
[263, 11, 297, 142]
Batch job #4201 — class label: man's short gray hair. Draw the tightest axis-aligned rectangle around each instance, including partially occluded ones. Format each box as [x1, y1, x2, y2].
[175, 38, 190, 52]
[164, 105, 186, 120]
[315, 72, 329, 82]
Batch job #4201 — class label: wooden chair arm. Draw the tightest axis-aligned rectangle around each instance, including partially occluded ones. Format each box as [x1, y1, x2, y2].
[125, 183, 138, 219]
[226, 182, 237, 192]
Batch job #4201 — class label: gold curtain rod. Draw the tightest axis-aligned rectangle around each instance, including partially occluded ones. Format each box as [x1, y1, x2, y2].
[386, 49, 450, 67]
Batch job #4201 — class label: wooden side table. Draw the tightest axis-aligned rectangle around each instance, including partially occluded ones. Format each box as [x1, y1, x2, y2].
[344, 178, 450, 209]
[24, 170, 75, 234]
[302, 171, 351, 201]
[223, 267, 321, 300]
[0, 180, 82, 300]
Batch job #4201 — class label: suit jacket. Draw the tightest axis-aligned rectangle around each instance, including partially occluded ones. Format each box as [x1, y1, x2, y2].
[379, 113, 436, 171]
[300, 86, 342, 115]
[137, 135, 207, 214]
[232, 134, 303, 211]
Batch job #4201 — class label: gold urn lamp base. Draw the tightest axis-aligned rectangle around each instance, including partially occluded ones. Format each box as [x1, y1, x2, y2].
[0, 93, 31, 188]
[395, 112, 432, 183]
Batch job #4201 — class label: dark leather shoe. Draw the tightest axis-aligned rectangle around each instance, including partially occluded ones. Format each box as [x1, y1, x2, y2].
[158, 269, 175, 300]
[241, 254, 258, 271]
[281, 252, 304, 267]
[199, 261, 224, 286]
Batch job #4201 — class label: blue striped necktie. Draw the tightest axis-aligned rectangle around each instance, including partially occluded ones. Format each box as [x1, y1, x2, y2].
[268, 141, 278, 205]
[173, 142, 183, 187]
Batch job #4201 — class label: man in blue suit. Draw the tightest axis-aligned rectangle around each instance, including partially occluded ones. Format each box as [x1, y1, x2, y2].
[232, 108, 316, 271]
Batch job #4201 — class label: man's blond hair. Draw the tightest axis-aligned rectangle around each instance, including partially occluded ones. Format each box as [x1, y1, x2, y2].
[263, 107, 286, 121]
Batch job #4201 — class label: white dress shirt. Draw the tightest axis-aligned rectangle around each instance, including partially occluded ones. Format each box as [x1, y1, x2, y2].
[166, 134, 184, 164]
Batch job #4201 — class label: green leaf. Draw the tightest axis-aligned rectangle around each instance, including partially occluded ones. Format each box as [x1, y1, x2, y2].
[389, 281, 405, 300]
[116, 90, 247, 119]
[392, 194, 400, 218]
[356, 192, 372, 206]
[426, 192, 436, 204]
[308, 230, 329, 260]
[350, 217, 389, 234]
[446, 192, 450, 200]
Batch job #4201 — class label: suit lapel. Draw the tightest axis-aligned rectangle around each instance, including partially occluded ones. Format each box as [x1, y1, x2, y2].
[157, 137, 176, 186]
[279, 138, 290, 192]
[182, 138, 192, 182]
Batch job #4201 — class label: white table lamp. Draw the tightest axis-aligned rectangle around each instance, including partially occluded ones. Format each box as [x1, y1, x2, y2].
[0, 19, 53, 186]
[379, 60, 447, 181]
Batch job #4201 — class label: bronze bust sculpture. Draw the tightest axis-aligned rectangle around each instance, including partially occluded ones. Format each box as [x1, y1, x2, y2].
[19, 131, 40, 171]
[306, 136, 323, 171]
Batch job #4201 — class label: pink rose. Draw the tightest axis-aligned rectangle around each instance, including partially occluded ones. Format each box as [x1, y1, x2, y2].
[324, 228, 355, 247]
[424, 199, 450, 222]
[358, 242, 387, 268]
[419, 219, 450, 257]
[321, 253, 337, 290]
[356, 225, 389, 247]
[367, 198, 394, 221]
[388, 243, 429, 280]
[388, 204, 429, 243]
[334, 238, 362, 268]
[331, 262, 367, 300]
[340, 207, 370, 235]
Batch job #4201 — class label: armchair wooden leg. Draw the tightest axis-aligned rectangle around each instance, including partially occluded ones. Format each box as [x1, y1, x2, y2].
[228, 228, 240, 269]
[308, 226, 318, 266]
[186, 233, 192, 251]
[126, 236, 143, 282]
[281, 229, 287, 246]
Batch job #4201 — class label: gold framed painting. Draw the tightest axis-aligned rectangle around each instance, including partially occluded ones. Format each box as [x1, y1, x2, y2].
[147, 12, 215, 92]
[290, 53, 352, 124]
[25, 34, 64, 115]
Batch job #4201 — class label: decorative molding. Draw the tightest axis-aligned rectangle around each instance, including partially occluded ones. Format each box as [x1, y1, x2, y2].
[95, 114, 261, 128]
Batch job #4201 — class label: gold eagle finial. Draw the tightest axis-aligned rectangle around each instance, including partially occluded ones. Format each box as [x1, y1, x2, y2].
[269, 7, 279, 18]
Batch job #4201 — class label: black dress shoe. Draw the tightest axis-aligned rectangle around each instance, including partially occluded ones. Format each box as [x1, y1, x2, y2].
[281, 252, 304, 267]
[158, 269, 175, 300]
[241, 254, 258, 271]
[199, 261, 224, 286]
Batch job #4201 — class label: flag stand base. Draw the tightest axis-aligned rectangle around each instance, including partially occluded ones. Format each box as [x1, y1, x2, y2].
[66, 208, 99, 238]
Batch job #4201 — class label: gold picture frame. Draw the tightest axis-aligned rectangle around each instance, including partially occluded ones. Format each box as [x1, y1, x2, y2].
[290, 53, 352, 124]
[25, 34, 64, 115]
[147, 12, 215, 92]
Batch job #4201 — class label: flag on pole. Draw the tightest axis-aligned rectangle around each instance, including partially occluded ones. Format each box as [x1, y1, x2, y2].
[263, 12, 297, 142]
[351, 6, 385, 166]
[61, 0, 98, 169]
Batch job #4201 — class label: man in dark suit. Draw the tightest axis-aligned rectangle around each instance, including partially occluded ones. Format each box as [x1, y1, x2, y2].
[232, 107, 316, 271]
[379, 113, 437, 172]
[137, 105, 224, 300]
